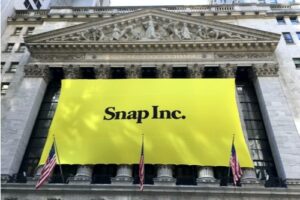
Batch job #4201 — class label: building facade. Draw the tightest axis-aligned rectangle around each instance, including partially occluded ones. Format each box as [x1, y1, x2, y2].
[1, 3, 300, 200]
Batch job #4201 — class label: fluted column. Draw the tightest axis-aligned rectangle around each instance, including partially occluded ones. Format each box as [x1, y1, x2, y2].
[111, 165, 133, 184]
[196, 167, 218, 186]
[153, 165, 176, 185]
[188, 64, 204, 78]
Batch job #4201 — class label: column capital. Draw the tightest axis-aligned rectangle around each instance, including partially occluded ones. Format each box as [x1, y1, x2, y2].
[63, 65, 81, 79]
[94, 65, 110, 79]
[24, 64, 52, 83]
[188, 64, 204, 78]
[125, 65, 141, 78]
[157, 64, 172, 78]
[220, 64, 237, 78]
[252, 63, 279, 78]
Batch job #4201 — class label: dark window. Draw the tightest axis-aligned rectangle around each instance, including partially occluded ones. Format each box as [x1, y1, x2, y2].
[26, 27, 35, 35]
[17, 43, 26, 52]
[172, 67, 188, 78]
[80, 67, 95, 79]
[141, 67, 157, 78]
[34, 0, 41, 9]
[175, 165, 197, 185]
[7, 62, 19, 73]
[282, 32, 294, 44]
[4, 43, 14, 52]
[293, 58, 300, 69]
[92, 164, 117, 184]
[110, 67, 126, 79]
[13, 27, 22, 36]
[1, 82, 10, 96]
[290, 16, 299, 24]
[132, 164, 156, 185]
[203, 67, 220, 78]
[276, 16, 285, 25]
[1, 62, 5, 71]
[296, 32, 300, 40]
[24, 0, 33, 9]
[236, 67, 279, 186]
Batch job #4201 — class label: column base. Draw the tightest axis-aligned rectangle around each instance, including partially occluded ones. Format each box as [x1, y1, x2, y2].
[196, 177, 219, 187]
[1, 174, 12, 183]
[111, 176, 133, 185]
[153, 177, 176, 186]
[241, 178, 262, 188]
[26, 176, 39, 185]
[68, 175, 92, 185]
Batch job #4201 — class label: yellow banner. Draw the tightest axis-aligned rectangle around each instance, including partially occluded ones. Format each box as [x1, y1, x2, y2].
[40, 79, 253, 167]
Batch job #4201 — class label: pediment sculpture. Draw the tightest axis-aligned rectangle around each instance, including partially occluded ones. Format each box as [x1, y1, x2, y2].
[46, 16, 257, 42]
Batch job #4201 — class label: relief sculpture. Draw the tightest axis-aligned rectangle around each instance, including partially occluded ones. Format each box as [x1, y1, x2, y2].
[46, 15, 257, 42]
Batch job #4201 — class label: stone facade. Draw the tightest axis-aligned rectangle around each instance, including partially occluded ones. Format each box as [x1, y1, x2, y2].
[1, 3, 300, 200]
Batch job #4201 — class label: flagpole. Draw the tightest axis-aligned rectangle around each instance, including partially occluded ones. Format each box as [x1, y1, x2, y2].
[227, 134, 235, 186]
[53, 135, 65, 183]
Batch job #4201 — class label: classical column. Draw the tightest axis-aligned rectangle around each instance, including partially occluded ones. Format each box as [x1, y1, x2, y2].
[153, 65, 177, 185]
[220, 64, 237, 78]
[153, 165, 176, 186]
[241, 168, 261, 188]
[158, 64, 172, 78]
[63, 65, 81, 79]
[252, 63, 300, 189]
[188, 64, 204, 78]
[111, 165, 133, 184]
[110, 65, 137, 185]
[196, 167, 218, 186]
[1, 64, 50, 183]
[125, 65, 141, 79]
[94, 65, 110, 79]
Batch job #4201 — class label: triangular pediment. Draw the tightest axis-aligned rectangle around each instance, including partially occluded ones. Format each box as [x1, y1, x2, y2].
[25, 9, 280, 45]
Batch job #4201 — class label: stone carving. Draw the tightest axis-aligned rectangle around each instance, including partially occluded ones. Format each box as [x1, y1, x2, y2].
[125, 65, 141, 78]
[94, 65, 110, 79]
[189, 65, 205, 78]
[158, 65, 172, 78]
[253, 63, 279, 77]
[45, 15, 257, 43]
[220, 64, 237, 78]
[63, 65, 81, 79]
[215, 53, 274, 60]
[31, 54, 85, 61]
[24, 64, 51, 82]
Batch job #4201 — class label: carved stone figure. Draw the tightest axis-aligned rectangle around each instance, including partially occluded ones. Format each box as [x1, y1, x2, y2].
[81, 27, 105, 41]
[111, 24, 121, 40]
[144, 16, 157, 39]
[181, 23, 192, 40]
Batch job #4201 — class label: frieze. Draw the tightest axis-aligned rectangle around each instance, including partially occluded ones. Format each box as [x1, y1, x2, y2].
[253, 63, 279, 77]
[44, 16, 257, 43]
[24, 64, 51, 82]
[31, 54, 85, 62]
[215, 53, 274, 60]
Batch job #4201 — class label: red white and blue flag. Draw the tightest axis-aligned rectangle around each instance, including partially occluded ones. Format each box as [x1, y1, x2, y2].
[230, 144, 242, 185]
[36, 144, 56, 189]
[139, 136, 145, 191]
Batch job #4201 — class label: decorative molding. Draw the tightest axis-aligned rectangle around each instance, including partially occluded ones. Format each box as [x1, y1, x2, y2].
[189, 64, 205, 78]
[24, 64, 51, 82]
[63, 65, 81, 79]
[125, 65, 141, 78]
[215, 53, 274, 61]
[31, 54, 85, 62]
[253, 63, 279, 77]
[220, 64, 237, 78]
[158, 64, 172, 78]
[94, 65, 110, 79]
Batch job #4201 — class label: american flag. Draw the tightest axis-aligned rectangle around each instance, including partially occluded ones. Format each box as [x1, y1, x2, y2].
[139, 137, 144, 191]
[36, 144, 56, 189]
[230, 144, 242, 185]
